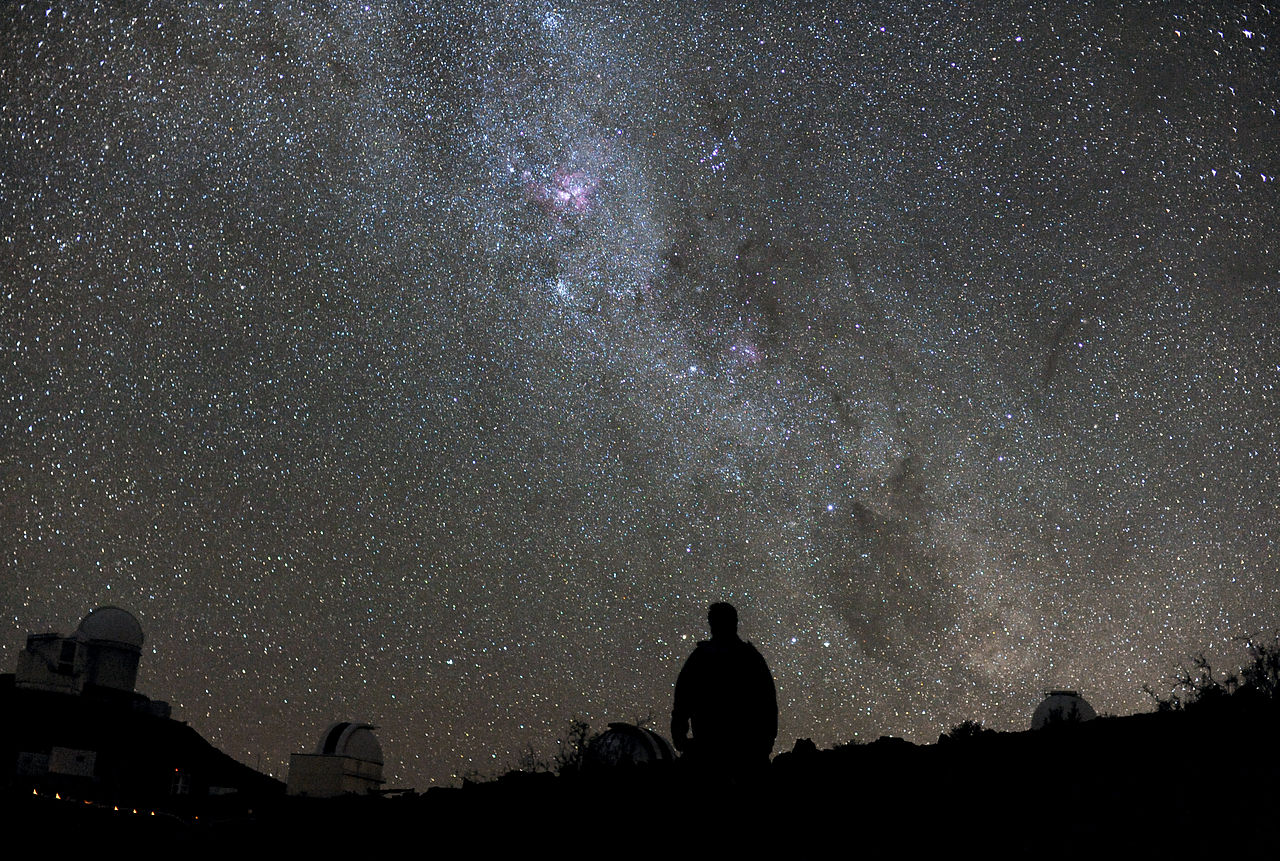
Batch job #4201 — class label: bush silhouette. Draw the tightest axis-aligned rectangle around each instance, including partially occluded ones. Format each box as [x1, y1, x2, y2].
[1146, 633, 1280, 710]
[939, 719, 994, 744]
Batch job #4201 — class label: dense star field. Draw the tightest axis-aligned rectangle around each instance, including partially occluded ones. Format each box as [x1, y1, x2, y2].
[3, 1, 1277, 787]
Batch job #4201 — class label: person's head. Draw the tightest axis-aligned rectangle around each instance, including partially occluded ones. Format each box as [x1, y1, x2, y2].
[708, 602, 738, 638]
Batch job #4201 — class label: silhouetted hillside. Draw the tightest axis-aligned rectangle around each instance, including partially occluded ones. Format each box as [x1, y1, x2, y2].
[4, 674, 283, 834]
[15, 696, 1272, 851]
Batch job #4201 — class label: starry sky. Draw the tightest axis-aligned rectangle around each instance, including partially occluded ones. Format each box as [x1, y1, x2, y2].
[3, 0, 1277, 788]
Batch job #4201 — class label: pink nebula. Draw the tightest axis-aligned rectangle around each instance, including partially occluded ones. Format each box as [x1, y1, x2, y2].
[523, 166, 597, 218]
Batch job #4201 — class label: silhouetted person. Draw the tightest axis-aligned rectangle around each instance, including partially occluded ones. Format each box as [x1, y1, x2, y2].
[671, 602, 777, 775]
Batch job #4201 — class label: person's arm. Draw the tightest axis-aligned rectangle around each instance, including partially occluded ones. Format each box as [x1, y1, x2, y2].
[671, 650, 698, 751]
[756, 648, 778, 745]
[765, 659, 778, 743]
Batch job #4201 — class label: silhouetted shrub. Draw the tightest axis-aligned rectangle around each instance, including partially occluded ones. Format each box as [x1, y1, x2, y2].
[939, 719, 994, 744]
[1146, 633, 1280, 711]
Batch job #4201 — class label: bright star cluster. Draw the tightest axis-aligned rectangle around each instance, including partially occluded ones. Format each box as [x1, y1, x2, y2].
[2, 1, 1277, 787]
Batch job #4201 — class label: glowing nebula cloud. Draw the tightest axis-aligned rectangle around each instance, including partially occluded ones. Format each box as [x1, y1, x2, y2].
[524, 166, 597, 218]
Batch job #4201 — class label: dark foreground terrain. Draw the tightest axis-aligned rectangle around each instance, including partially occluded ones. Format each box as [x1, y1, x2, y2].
[9, 698, 1278, 852]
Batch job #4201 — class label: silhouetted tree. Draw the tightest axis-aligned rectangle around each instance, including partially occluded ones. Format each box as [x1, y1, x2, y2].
[1145, 633, 1280, 710]
[1238, 634, 1280, 700]
[554, 719, 593, 775]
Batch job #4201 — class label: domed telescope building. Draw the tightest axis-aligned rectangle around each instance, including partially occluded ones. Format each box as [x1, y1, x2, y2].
[1031, 690, 1097, 730]
[16, 606, 156, 708]
[584, 722, 677, 770]
[8, 606, 281, 810]
[288, 721, 385, 797]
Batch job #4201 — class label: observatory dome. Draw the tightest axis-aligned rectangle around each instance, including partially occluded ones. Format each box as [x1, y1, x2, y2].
[585, 722, 677, 769]
[316, 721, 383, 765]
[1031, 690, 1097, 730]
[76, 606, 144, 650]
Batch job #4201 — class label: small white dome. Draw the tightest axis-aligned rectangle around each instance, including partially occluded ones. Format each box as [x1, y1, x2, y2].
[77, 606, 144, 649]
[316, 722, 383, 764]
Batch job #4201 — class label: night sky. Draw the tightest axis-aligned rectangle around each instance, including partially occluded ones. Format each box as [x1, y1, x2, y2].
[3, 1, 1277, 788]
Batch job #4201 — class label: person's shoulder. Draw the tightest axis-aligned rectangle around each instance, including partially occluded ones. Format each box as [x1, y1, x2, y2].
[741, 640, 770, 663]
[685, 639, 713, 659]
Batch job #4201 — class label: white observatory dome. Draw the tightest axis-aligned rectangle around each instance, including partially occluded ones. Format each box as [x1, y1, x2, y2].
[76, 606, 144, 650]
[316, 721, 384, 765]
